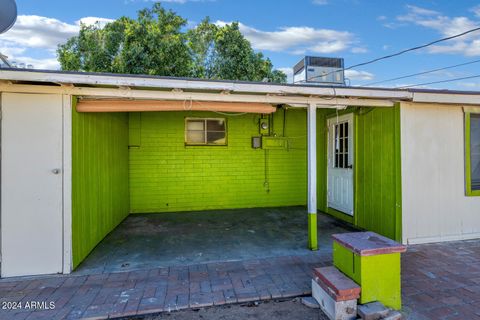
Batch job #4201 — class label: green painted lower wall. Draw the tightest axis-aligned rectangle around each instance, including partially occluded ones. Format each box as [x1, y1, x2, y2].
[129, 109, 307, 213]
[317, 106, 401, 241]
[72, 104, 130, 268]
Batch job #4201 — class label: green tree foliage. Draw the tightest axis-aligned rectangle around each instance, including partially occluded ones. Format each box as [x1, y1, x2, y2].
[58, 4, 286, 83]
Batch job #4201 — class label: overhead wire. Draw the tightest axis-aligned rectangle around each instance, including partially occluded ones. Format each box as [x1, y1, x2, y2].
[396, 74, 480, 89]
[301, 26, 480, 83]
[363, 59, 480, 87]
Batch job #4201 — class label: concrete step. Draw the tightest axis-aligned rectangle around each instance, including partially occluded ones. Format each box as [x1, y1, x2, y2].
[312, 266, 361, 320]
[313, 266, 361, 301]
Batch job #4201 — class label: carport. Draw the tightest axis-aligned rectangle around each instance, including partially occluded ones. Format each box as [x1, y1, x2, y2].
[70, 95, 400, 274]
[71, 98, 316, 271]
[0, 69, 405, 278]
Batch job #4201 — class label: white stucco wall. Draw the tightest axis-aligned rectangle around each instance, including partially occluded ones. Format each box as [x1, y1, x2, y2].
[401, 102, 480, 244]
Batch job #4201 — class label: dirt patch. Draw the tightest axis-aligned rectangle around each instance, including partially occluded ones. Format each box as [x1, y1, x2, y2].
[135, 299, 328, 320]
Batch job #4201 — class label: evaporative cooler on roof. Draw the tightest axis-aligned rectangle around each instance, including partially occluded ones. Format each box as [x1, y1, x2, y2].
[293, 56, 345, 86]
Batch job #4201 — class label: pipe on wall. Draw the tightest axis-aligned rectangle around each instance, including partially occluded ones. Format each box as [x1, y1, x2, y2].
[76, 99, 277, 114]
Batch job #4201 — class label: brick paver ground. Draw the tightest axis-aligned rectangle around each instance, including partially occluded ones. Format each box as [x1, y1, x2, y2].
[0, 239, 479, 320]
[0, 253, 330, 320]
[402, 239, 480, 320]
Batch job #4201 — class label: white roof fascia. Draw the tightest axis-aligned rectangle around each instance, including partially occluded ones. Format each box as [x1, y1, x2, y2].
[0, 83, 395, 107]
[0, 70, 411, 100]
[412, 92, 480, 105]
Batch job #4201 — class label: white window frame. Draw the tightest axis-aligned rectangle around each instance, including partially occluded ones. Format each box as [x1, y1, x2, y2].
[185, 117, 227, 146]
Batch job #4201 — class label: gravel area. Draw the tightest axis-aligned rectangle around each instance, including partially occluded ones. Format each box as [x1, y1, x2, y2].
[134, 298, 328, 320]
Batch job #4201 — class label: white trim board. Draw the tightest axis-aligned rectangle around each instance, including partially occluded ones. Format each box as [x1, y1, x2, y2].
[62, 95, 72, 274]
[406, 232, 480, 245]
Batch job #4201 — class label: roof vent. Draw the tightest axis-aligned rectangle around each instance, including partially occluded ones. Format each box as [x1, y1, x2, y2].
[293, 56, 345, 86]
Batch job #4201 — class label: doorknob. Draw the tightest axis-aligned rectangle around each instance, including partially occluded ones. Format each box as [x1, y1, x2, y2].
[52, 169, 61, 174]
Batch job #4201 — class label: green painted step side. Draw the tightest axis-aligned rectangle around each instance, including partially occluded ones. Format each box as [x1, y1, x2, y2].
[72, 99, 130, 268]
[129, 109, 308, 213]
[333, 241, 402, 310]
[317, 106, 402, 241]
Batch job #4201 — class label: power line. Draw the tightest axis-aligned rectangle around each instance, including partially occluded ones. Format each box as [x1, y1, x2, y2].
[363, 59, 480, 87]
[396, 74, 480, 89]
[304, 26, 480, 82]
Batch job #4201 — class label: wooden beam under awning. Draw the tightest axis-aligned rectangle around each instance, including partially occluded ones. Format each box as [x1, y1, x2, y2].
[76, 99, 277, 113]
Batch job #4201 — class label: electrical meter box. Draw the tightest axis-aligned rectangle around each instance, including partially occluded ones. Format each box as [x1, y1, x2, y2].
[259, 118, 270, 135]
[261, 136, 288, 149]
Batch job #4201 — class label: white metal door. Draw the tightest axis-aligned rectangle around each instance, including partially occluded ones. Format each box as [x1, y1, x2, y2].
[327, 114, 354, 216]
[1, 93, 64, 277]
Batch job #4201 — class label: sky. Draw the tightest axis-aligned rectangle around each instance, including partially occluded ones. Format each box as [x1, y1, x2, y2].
[1, 0, 480, 90]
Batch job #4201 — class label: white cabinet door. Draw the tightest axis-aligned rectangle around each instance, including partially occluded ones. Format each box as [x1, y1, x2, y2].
[1, 93, 64, 277]
[327, 114, 354, 216]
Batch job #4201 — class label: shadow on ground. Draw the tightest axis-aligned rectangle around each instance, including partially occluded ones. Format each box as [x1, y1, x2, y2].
[75, 206, 356, 274]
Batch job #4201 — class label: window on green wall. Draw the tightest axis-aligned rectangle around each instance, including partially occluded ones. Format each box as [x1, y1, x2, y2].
[466, 112, 480, 196]
[185, 118, 227, 145]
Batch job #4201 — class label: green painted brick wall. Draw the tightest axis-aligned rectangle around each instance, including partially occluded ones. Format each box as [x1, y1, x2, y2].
[72, 103, 130, 268]
[129, 109, 307, 213]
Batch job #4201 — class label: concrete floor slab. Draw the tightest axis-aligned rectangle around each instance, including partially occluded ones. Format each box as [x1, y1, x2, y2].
[74, 207, 356, 275]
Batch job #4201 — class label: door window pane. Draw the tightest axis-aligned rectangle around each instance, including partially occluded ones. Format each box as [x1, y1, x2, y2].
[333, 121, 350, 169]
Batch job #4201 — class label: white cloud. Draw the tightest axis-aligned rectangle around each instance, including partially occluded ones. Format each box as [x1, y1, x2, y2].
[396, 5, 480, 56]
[345, 69, 374, 81]
[0, 15, 113, 70]
[9, 56, 60, 70]
[458, 81, 480, 88]
[402, 5, 439, 17]
[0, 44, 26, 57]
[78, 17, 115, 28]
[312, 0, 328, 5]
[1, 15, 78, 49]
[277, 67, 293, 83]
[216, 21, 355, 54]
[472, 5, 480, 18]
[351, 47, 367, 53]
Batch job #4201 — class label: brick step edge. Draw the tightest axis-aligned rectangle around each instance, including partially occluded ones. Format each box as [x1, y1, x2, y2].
[313, 267, 361, 302]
